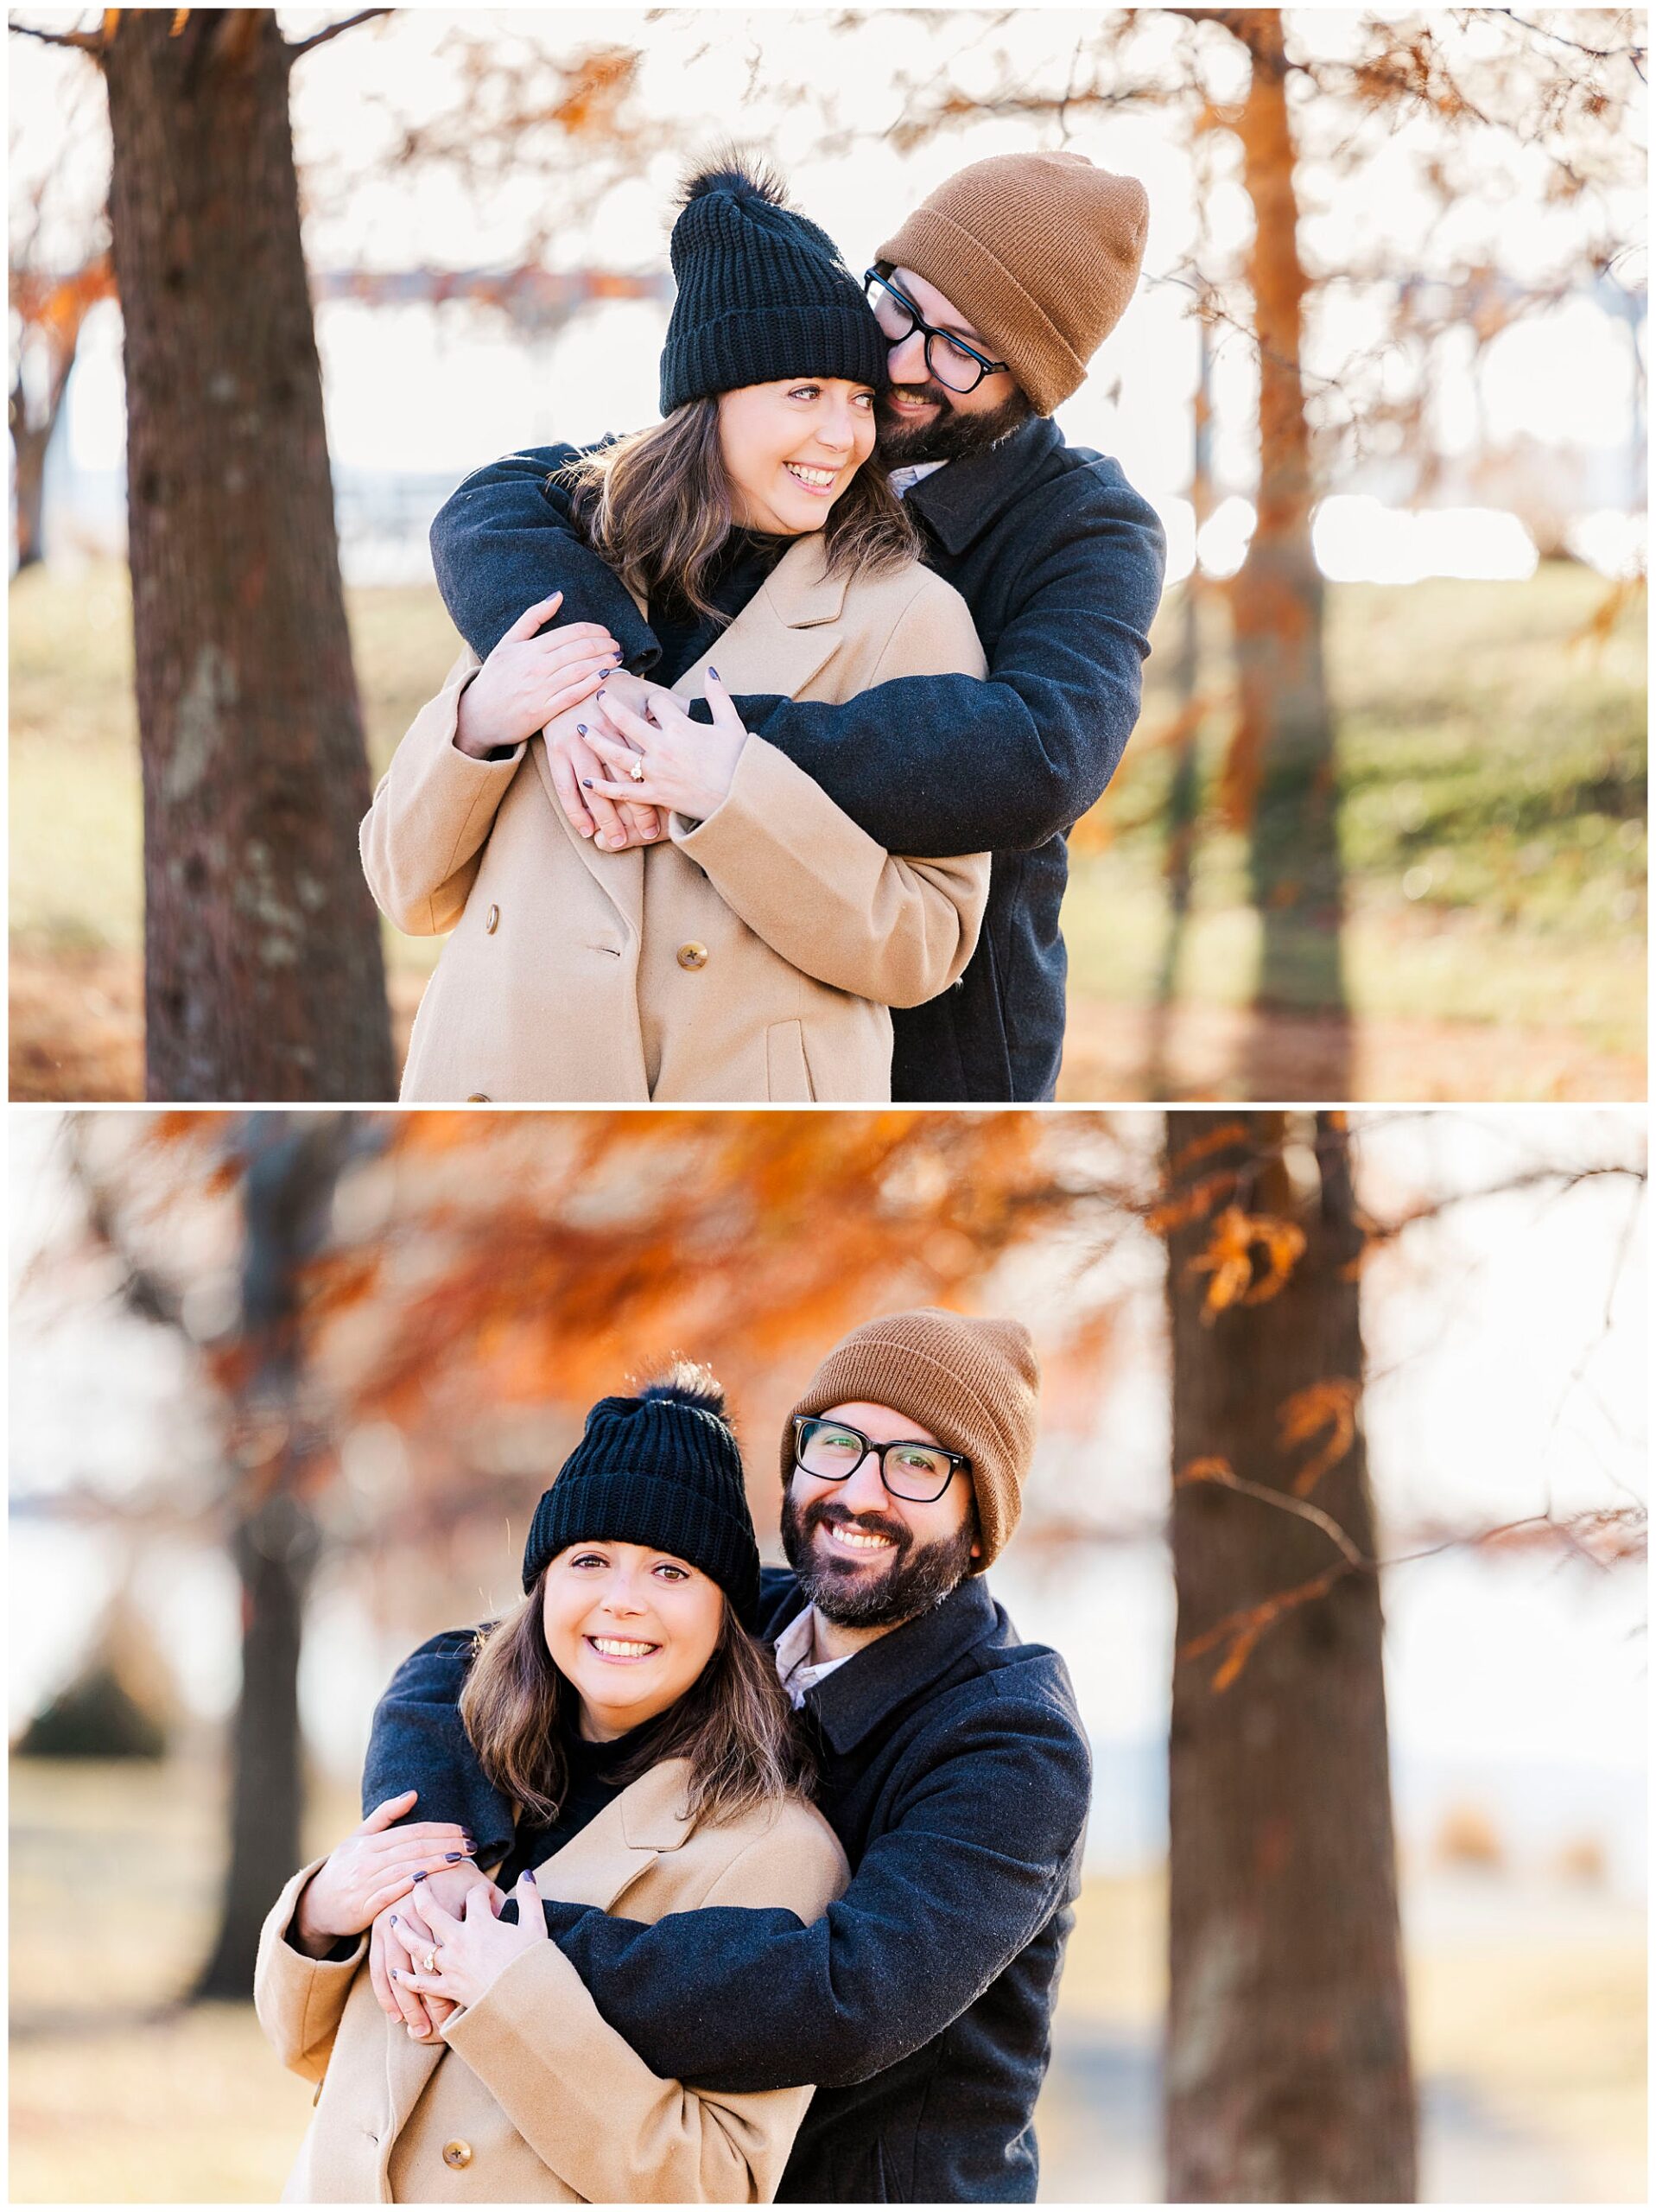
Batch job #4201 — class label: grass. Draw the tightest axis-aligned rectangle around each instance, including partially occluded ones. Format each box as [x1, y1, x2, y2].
[8, 557, 1646, 1100]
[1061, 566, 1645, 1052]
[9, 1755, 1646, 2202]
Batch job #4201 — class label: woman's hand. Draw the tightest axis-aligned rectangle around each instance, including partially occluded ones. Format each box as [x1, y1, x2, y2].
[391, 1866, 549, 2015]
[580, 667, 750, 823]
[289, 1790, 474, 1957]
[454, 590, 623, 760]
[370, 1862, 490, 2037]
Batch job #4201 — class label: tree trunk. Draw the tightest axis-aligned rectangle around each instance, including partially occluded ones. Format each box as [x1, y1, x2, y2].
[1146, 318, 1213, 1101]
[1161, 1110, 1415, 2201]
[194, 1490, 320, 1997]
[1224, 15, 1349, 1096]
[101, 12, 395, 1101]
[194, 1112, 352, 2000]
[10, 382, 51, 571]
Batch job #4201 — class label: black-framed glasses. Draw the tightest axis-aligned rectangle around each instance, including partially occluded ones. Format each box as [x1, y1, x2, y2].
[793, 1414, 971, 1503]
[863, 269, 1010, 394]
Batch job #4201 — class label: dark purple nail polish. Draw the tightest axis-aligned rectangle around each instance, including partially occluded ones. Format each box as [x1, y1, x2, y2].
[412, 1870, 427, 1884]
[576, 723, 587, 735]
[581, 779, 594, 790]
[525, 1866, 537, 1885]
[595, 689, 606, 701]
[390, 1914, 400, 1925]
[445, 1852, 464, 1862]
[707, 667, 719, 680]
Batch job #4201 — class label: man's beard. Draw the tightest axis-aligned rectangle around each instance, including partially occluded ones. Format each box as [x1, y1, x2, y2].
[780, 1485, 978, 1629]
[875, 381, 1035, 468]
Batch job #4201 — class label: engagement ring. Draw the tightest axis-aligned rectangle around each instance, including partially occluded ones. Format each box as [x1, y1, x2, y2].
[629, 759, 646, 783]
[422, 1949, 440, 1974]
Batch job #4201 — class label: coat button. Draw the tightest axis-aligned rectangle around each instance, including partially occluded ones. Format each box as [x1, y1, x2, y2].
[442, 2140, 473, 2170]
[484, 904, 500, 934]
[676, 941, 708, 970]
[466, 1093, 491, 1103]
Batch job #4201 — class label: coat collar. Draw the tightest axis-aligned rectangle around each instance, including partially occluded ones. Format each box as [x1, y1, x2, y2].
[668, 530, 845, 707]
[903, 414, 1063, 557]
[756, 529, 851, 629]
[799, 1575, 1005, 1756]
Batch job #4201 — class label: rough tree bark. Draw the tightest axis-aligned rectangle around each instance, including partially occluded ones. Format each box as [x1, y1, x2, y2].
[1162, 1109, 1415, 2200]
[1221, 15, 1348, 1096]
[101, 11, 394, 1101]
[194, 1112, 353, 2000]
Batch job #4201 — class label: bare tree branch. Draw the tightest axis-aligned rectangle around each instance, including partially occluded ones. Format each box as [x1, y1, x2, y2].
[8, 21, 105, 54]
[285, 8, 391, 63]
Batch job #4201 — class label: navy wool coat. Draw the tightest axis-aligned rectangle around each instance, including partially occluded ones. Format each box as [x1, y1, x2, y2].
[365, 1569, 1094, 2202]
[428, 416, 1166, 1102]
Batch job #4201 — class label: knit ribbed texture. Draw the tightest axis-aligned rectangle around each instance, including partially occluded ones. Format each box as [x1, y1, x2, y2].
[782, 1309, 1040, 1571]
[660, 164, 889, 414]
[523, 1388, 760, 1626]
[876, 151, 1149, 416]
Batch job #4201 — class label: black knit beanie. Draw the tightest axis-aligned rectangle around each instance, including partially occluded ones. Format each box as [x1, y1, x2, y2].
[658, 157, 889, 415]
[522, 1372, 760, 1628]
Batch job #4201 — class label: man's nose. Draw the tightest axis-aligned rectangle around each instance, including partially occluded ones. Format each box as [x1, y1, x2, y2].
[838, 1455, 892, 1516]
[886, 327, 930, 385]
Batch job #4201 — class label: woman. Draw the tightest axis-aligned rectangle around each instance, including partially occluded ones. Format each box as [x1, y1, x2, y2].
[254, 1373, 847, 2202]
[361, 159, 988, 1103]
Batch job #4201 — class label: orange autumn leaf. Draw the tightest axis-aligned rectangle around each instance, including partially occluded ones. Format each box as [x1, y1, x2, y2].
[1278, 1378, 1360, 1495]
[1186, 1205, 1307, 1319]
[1211, 1624, 1259, 1694]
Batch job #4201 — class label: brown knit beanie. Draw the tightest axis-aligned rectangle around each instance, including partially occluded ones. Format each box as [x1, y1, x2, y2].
[876, 150, 1149, 416]
[781, 1308, 1040, 1572]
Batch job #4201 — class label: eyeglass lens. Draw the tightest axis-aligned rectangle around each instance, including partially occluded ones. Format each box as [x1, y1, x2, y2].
[866, 287, 990, 393]
[796, 1420, 955, 1501]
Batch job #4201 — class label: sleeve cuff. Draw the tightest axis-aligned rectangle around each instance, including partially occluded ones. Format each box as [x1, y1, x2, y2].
[670, 734, 792, 861]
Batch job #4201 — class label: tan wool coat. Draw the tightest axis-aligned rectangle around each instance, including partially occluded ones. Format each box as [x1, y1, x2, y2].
[255, 1760, 847, 2204]
[361, 535, 989, 1102]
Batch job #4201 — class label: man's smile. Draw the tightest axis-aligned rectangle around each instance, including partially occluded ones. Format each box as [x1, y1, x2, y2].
[824, 1522, 897, 1555]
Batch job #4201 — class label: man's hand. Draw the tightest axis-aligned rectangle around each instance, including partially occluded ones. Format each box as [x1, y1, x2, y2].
[371, 1862, 501, 2038]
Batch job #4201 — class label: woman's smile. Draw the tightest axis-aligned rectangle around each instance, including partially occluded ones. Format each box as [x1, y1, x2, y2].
[781, 460, 843, 497]
[584, 1631, 664, 1662]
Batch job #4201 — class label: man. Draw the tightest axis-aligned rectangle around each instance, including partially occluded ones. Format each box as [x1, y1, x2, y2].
[365, 1310, 1092, 2202]
[428, 151, 1167, 1101]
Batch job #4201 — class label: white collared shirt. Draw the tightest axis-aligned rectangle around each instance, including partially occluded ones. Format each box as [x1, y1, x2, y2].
[774, 1605, 854, 1710]
[887, 461, 948, 499]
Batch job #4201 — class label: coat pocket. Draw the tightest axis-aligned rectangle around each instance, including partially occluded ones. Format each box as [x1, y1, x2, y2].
[765, 1020, 815, 1102]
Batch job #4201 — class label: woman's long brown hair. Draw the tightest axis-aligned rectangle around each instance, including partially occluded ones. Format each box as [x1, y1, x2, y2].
[459, 1568, 810, 1832]
[560, 393, 921, 626]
